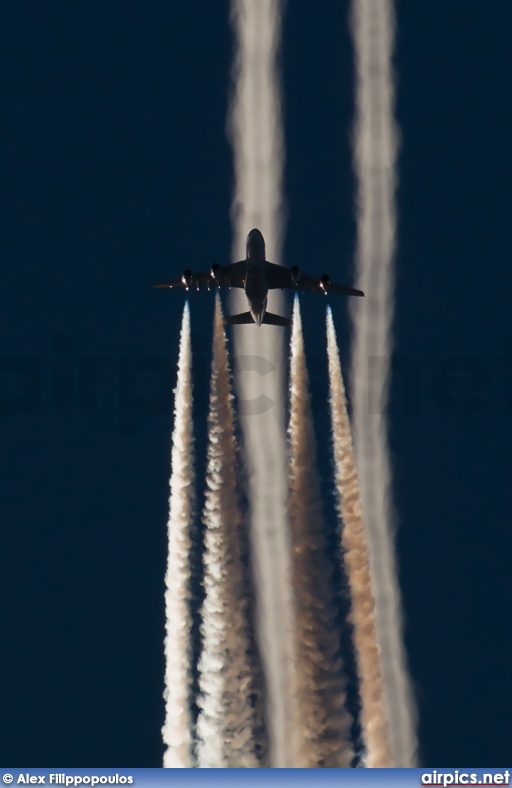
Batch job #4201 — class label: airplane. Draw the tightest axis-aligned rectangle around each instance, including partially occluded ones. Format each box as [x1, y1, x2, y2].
[152, 228, 364, 327]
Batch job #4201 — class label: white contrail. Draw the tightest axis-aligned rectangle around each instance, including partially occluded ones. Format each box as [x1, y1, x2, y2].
[162, 302, 195, 768]
[196, 296, 267, 768]
[326, 307, 392, 767]
[349, 0, 418, 766]
[228, 0, 292, 767]
[288, 298, 353, 768]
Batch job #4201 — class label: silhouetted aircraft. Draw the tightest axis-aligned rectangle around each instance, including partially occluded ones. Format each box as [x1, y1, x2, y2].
[153, 228, 364, 327]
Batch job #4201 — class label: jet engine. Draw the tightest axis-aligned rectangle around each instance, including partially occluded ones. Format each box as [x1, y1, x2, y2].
[182, 269, 193, 288]
[290, 265, 300, 284]
[210, 263, 221, 285]
[320, 273, 330, 293]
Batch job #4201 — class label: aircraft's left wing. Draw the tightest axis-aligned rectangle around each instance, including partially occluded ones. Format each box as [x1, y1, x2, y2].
[153, 261, 246, 290]
[222, 261, 246, 288]
[265, 262, 364, 296]
[153, 272, 210, 289]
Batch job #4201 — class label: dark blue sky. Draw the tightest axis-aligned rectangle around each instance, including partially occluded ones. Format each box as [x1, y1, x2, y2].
[1, 0, 511, 767]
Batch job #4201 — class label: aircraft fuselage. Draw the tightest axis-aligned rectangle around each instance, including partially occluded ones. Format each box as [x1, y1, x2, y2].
[245, 229, 268, 326]
[152, 226, 364, 328]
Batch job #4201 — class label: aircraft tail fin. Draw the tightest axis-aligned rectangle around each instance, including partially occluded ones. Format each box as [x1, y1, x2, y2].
[225, 311, 255, 325]
[262, 311, 291, 327]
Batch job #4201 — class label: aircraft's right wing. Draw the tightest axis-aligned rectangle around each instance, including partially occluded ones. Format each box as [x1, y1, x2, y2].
[329, 282, 364, 297]
[265, 262, 364, 296]
[153, 261, 247, 290]
[264, 262, 295, 289]
[301, 275, 364, 297]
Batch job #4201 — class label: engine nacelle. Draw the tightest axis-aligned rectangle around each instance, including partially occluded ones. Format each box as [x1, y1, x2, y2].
[211, 263, 221, 284]
[290, 265, 300, 284]
[182, 269, 193, 288]
[320, 273, 330, 293]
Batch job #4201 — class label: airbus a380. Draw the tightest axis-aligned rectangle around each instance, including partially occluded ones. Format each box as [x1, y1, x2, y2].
[152, 228, 364, 327]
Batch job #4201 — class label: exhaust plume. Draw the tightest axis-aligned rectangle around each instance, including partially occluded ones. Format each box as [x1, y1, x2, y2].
[196, 296, 267, 768]
[326, 307, 392, 767]
[349, 0, 418, 765]
[228, 0, 292, 767]
[162, 302, 195, 768]
[288, 298, 353, 767]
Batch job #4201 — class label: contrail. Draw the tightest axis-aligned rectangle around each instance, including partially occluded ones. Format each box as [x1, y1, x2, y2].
[227, 0, 292, 767]
[162, 302, 195, 768]
[287, 298, 353, 768]
[349, 0, 418, 766]
[326, 307, 392, 767]
[196, 296, 267, 768]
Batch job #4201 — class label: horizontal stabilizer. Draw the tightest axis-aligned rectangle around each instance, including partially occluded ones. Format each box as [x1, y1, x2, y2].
[262, 311, 291, 327]
[225, 311, 255, 325]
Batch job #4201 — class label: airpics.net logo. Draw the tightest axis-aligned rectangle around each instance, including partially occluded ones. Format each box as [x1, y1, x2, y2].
[1, 334, 512, 433]
[421, 772, 510, 787]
